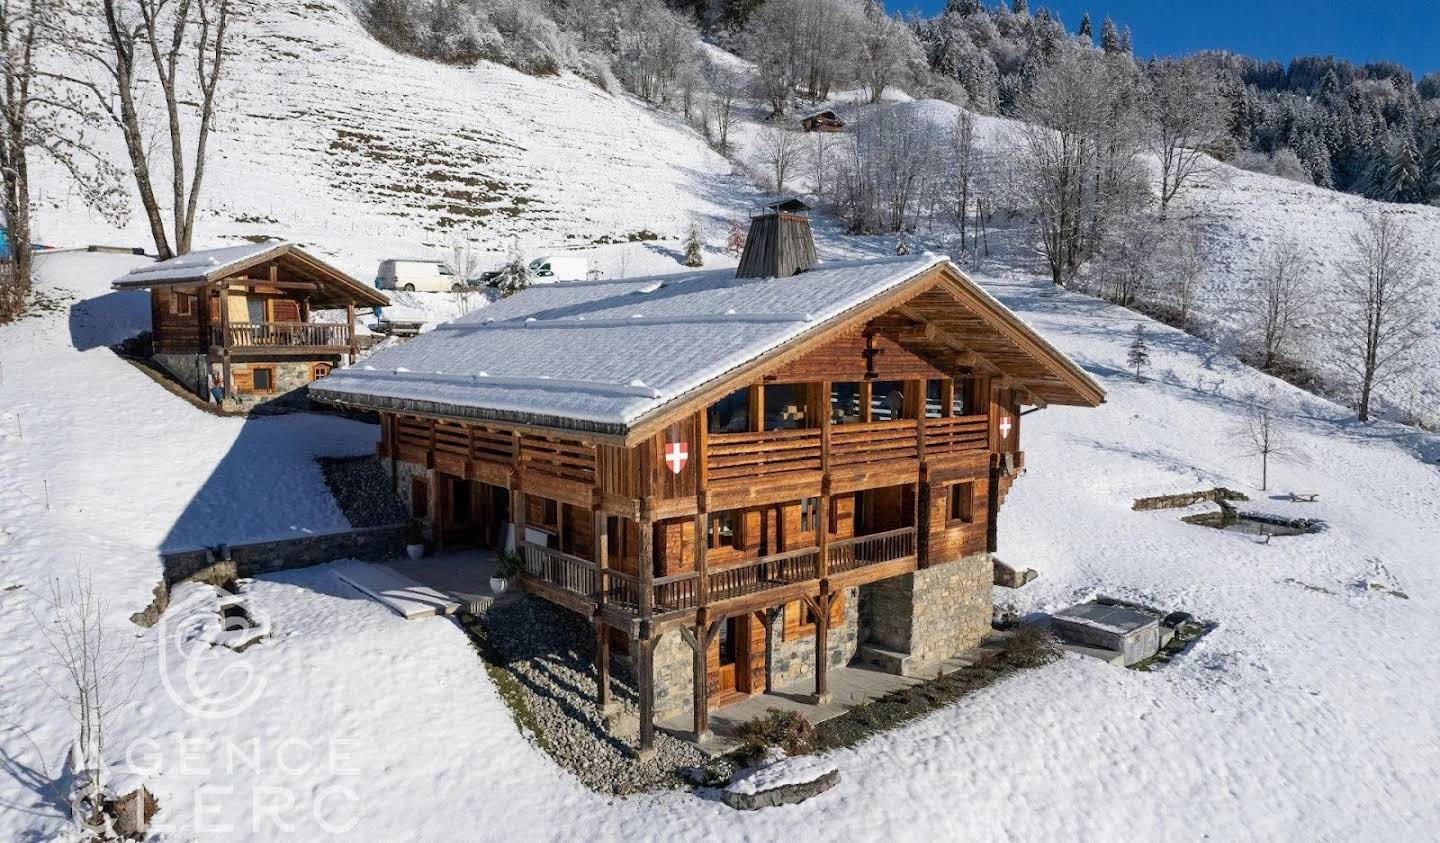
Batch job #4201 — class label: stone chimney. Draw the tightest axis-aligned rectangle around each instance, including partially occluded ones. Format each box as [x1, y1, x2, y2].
[736, 197, 818, 279]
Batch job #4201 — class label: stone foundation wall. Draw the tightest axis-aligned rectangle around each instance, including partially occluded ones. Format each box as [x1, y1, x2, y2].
[153, 352, 209, 397]
[651, 630, 693, 721]
[907, 553, 992, 669]
[648, 592, 862, 722]
[767, 588, 860, 689]
[388, 458, 430, 523]
[215, 359, 337, 410]
[859, 553, 992, 674]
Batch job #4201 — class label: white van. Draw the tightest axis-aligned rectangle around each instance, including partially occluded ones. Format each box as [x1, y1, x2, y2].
[527, 255, 589, 282]
[376, 259, 461, 292]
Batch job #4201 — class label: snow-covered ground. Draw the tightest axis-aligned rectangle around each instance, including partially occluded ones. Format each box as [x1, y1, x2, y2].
[8, 2, 1440, 837]
[4, 242, 1437, 840]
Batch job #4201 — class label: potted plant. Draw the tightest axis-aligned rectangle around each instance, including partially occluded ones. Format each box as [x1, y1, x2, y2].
[405, 520, 426, 560]
[491, 550, 522, 594]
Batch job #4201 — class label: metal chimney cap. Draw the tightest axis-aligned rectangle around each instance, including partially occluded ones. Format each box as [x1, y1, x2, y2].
[752, 196, 812, 216]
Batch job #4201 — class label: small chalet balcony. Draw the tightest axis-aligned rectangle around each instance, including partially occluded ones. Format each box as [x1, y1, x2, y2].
[518, 526, 918, 621]
[212, 321, 354, 352]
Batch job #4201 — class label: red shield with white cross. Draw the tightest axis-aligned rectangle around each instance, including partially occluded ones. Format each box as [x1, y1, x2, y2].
[999, 417, 1013, 441]
[664, 441, 689, 474]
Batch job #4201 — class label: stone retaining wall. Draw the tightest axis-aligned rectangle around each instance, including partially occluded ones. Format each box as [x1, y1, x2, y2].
[160, 523, 409, 586]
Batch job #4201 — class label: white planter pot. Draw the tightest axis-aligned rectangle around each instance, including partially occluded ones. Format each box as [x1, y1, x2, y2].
[489, 577, 510, 595]
[405, 543, 425, 560]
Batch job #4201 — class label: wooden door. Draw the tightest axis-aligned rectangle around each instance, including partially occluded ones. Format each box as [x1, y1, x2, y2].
[707, 615, 755, 703]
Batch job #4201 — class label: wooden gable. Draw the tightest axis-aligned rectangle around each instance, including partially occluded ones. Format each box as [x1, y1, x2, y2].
[765, 329, 946, 383]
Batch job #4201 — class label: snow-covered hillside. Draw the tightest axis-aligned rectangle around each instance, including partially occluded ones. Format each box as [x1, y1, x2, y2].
[807, 96, 1440, 426]
[3, 247, 1437, 841]
[31, 0, 760, 280]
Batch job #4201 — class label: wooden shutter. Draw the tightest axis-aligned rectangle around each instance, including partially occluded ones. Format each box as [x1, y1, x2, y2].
[271, 298, 301, 322]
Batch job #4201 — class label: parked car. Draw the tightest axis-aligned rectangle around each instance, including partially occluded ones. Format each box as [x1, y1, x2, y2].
[375, 258, 462, 292]
[527, 255, 589, 282]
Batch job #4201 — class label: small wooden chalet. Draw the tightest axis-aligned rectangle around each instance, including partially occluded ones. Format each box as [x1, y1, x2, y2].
[801, 110, 845, 132]
[113, 242, 389, 407]
[312, 206, 1103, 753]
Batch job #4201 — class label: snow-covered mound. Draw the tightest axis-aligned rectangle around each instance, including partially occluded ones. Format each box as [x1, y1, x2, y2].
[31, 0, 759, 281]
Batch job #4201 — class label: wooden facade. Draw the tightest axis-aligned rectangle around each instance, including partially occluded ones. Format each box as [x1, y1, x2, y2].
[377, 311, 1042, 750]
[115, 243, 388, 402]
[338, 256, 1103, 753]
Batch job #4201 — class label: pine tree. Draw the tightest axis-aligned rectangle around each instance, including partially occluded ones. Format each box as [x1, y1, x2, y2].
[683, 224, 704, 267]
[494, 247, 533, 297]
[1011, 0, 1028, 15]
[1386, 134, 1423, 202]
[1078, 12, 1092, 42]
[1100, 17, 1122, 54]
[951, 0, 982, 16]
[1127, 325, 1150, 381]
[895, 231, 913, 255]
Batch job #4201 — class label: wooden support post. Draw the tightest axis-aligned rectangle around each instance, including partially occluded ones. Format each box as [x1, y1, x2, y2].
[689, 610, 711, 742]
[512, 489, 527, 553]
[595, 618, 612, 711]
[595, 508, 609, 607]
[346, 301, 357, 364]
[216, 280, 233, 400]
[636, 622, 657, 757]
[809, 585, 832, 705]
[638, 512, 654, 620]
[694, 511, 708, 607]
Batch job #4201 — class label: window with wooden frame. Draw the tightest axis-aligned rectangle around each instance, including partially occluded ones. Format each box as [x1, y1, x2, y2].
[924, 380, 945, 418]
[310, 362, 334, 381]
[949, 482, 976, 524]
[708, 511, 741, 550]
[829, 381, 863, 424]
[707, 387, 751, 434]
[762, 383, 809, 430]
[234, 365, 276, 395]
[171, 289, 194, 316]
[869, 380, 907, 421]
[783, 594, 846, 640]
[953, 377, 984, 416]
[799, 497, 820, 534]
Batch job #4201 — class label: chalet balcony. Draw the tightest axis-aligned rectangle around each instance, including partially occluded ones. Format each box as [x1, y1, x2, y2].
[518, 526, 918, 621]
[704, 414, 990, 501]
[211, 321, 353, 353]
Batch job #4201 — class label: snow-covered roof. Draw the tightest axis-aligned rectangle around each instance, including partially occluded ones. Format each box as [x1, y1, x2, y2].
[115, 242, 289, 285]
[112, 241, 388, 307]
[311, 253, 1101, 437]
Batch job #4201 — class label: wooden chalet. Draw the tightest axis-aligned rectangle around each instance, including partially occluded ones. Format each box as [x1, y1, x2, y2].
[312, 206, 1103, 753]
[801, 110, 845, 132]
[113, 242, 388, 407]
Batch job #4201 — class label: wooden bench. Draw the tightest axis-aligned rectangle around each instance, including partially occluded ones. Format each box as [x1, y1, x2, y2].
[1288, 492, 1319, 503]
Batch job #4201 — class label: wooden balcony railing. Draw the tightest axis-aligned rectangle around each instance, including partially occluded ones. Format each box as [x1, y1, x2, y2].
[653, 571, 700, 613]
[708, 546, 821, 603]
[826, 526, 916, 575]
[213, 321, 352, 348]
[924, 414, 989, 460]
[521, 543, 597, 599]
[706, 428, 822, 484]
[830, 419, 918, 470]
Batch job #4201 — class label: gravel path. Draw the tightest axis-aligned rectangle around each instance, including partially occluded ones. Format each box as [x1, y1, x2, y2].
[471, 597, 715, 795]
[317, 455, 408, 527]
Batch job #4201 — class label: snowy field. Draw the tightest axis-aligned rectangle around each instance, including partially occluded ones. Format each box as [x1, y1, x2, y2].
[3, 243, 1437, 840]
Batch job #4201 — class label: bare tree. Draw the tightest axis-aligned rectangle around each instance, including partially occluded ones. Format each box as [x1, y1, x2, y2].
[1331, 213, 1432, 421]
[0, 0, 124, 318]
[950, 108, 977, 238]
[1248, 237, 1309, 371]
[756, 124, 805, 192]
[1160, 224, 1207, 329]
[706, 62, 744, 154]
[61, 0, 232, 259]
[1018, 51, 1110, 285]
[31, 571, 137, 836]
[1229, 391, 1308, 490]
[1148, 58, 1228, 219]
